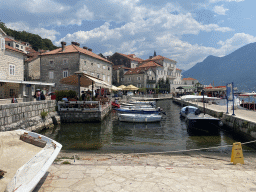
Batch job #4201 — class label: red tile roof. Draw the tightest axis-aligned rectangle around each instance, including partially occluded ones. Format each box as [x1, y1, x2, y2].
[117, 53, 144, 62]
[139, 60, 161, 68]
[41, 44, 113, 64]
[183, 77, 197, 81]
[176, 68, 181, 71]
[124, 68, 145, 75]
[5, 44, 26, 54]
[151, 55, 177, 63]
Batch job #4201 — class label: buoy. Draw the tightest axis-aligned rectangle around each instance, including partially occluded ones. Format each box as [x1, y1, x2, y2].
[231, 142, 244, 165]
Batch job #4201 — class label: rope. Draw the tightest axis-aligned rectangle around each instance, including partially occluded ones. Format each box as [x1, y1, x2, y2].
[129, 139, 256, 155]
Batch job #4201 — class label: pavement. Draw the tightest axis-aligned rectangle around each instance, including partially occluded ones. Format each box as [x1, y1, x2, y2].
[33, 151, 256, 192]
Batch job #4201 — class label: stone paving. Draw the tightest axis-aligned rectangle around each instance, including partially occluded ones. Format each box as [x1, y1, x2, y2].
[33, 151, 256, 192]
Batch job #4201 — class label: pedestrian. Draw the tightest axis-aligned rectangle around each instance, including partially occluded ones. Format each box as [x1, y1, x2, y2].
[40, 91, 45, 100]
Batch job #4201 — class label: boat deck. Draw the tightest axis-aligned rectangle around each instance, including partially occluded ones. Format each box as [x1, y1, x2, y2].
[0, 131, 42, 192]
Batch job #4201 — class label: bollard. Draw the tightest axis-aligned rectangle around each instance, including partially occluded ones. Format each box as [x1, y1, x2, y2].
[231, 142, 244, 165]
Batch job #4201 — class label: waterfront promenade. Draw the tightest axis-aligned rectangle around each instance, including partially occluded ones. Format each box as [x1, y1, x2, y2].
[34, 151, 256, 192]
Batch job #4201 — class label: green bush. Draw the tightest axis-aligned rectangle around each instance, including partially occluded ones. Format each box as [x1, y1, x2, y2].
[41, 110, 48, 119]
[55, 90, 77, 101]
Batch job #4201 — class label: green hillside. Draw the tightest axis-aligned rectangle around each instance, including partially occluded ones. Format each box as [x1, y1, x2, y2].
[0, 21, 58, 51]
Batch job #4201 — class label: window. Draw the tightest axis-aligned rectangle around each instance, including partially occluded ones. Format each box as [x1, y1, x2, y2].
[137, 77, 141, 80]
[103, 75, 105, 81]
[21, 46, 23, 49]
[161, 71, 163, 75]
[49, 60, 54, 65]
[192, 81, 194, 84]
[97, 74, 100, 78]
[121, 78, 123, 81]
[9, 65, 15, 75]
[63, 70, 68, 78]
[108, 67, 110, 70]
[152, 77, 154, 80]
[91, 63, 93, 66]
[63, 59, 68, 64]
[137, 84, 141, 88]
[8, 43, 10, 46]
[103, 65, 106, 69]
[128, 77, 131, 81]
[16, 44, 19, 48]
[1, 38, 5, 50]
[10, 89, 15, 97]
[49, 71, 54, 79]
[149, 71, 151, 75]
[84, 60, 86, 65]
[108, 76, 110, 82]
[98, 64, 100, 68]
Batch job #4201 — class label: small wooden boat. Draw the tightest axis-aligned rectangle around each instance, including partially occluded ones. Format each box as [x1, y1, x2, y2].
[111, 101, 120, 108]
[118, 113, 162, 122]
[1, 129, 62, 192]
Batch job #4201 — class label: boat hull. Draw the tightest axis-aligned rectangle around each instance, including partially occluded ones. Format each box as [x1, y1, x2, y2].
[115, 108, 160, 114]
[118, 113, 162, 122]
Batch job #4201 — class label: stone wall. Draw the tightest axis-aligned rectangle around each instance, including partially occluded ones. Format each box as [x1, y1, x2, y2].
[0, 100, 60, 132]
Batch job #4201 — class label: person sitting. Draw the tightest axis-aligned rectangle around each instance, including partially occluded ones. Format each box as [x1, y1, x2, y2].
[40, 91, 46, 100]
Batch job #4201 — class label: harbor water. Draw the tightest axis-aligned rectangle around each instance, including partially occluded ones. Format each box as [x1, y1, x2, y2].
[40, 100, 256, 154]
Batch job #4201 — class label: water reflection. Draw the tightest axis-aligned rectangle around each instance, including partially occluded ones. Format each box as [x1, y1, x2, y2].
[39, 100, 256, 153]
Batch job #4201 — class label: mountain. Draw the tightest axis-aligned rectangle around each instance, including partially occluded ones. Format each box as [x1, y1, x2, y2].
[182, 42, 256, 92]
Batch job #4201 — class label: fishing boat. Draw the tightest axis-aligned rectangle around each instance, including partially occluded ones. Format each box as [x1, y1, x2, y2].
[1, 129, 62, 192]
[118, 113, 162, 123]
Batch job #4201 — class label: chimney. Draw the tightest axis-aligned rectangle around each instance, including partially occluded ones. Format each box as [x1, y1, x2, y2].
[88, 48, 92, 52]
[83, 46, 88, 50]
[71, 42, 80, 46]
[61, 41, 66, 51]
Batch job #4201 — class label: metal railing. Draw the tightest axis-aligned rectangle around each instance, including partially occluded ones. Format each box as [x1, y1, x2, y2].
[58, 100, 111, 111]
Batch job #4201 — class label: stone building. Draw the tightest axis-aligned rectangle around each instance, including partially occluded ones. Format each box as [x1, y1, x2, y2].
[40, 42, 113, 93]
[24, 47, 41, 81]
[5, 36, 31, 53]
[112, 65, 130, 86]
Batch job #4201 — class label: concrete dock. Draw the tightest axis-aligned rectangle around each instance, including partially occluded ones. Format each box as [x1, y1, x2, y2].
[33, 151, 256, 192]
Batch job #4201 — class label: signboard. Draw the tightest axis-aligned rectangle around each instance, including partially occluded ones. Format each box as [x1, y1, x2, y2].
[226, 83, 233, 101]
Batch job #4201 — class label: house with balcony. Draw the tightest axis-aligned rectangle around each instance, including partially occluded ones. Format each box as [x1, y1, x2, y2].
[40, 42, 113, 93]
[5, 36, 31, 54]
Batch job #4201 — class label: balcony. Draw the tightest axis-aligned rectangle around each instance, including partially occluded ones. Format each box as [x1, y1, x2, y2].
[167, 75, 176, 79]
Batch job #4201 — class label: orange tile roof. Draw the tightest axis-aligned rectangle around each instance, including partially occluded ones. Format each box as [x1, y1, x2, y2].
[117, 53, 144, 62]
[183, 77, 197, 81]
[139, 60, 161, 68]
[5, 44, 26, 54]
[41, 44, 112, 64]
[5, 37, 18, 42]
[124, 67, 145, 75]
[151, 55, 177, 63]
[176, 68, 181, 71]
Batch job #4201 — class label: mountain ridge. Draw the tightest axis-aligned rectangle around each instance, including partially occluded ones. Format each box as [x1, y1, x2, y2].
[182, 42, 256, 92]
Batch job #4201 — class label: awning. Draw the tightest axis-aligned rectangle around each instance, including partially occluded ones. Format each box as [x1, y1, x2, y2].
[182, 86, 196, 90]
[0, 79, 55, 86]
[60, 71, 111, 88]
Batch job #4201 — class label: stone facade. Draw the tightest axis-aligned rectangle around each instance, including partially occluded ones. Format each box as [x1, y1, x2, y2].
[40, 53, 80, 92]
[24, 56, 40, 81]
[0, 29, 25, 98]
[40, 44, 112, 93]
[0, 100, 58, 132]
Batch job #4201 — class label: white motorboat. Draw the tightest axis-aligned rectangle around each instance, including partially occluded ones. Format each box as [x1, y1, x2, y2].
[118, 113, 162, 122]
[180, 106, 200, 118]
[0, 129, 62, 192]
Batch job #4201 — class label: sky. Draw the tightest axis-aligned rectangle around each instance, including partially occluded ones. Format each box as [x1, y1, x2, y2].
[0, 0, 255, 71]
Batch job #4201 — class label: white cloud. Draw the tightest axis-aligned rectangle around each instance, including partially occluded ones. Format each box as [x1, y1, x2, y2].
[6, 22, 60, 41]
[213, 5, 229, 15]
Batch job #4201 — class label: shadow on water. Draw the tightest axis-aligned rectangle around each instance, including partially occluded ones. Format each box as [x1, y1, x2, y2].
[39, 99, 256, 154]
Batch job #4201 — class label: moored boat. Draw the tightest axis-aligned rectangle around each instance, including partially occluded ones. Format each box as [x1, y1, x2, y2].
[115, 107, 161, 114]
[180, 106, 200, 118]
[1, 129, 62, 192]
[118, 113, 162, 122]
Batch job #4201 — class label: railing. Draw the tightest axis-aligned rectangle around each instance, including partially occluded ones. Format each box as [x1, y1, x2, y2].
[58, 101, 111, 111]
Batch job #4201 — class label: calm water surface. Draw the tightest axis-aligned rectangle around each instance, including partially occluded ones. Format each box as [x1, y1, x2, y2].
[40, 100, 256, 153]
